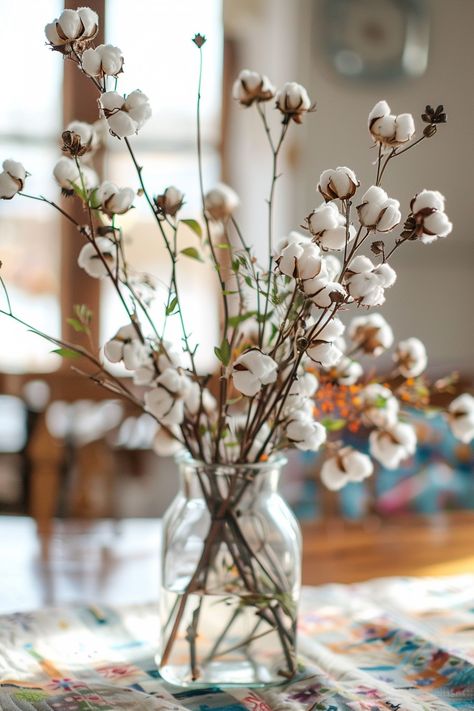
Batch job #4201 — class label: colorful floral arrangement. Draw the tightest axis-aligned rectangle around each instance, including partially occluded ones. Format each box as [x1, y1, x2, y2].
[0, 5, 473, 492]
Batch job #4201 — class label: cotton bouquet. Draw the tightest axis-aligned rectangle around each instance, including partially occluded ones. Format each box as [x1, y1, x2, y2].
[1, 5, 473, 686]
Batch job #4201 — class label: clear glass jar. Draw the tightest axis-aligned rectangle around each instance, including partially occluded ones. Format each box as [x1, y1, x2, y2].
[157, 453, 302, 688]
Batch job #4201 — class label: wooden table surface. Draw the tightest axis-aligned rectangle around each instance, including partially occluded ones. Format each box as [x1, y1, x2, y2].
[1, 512, 473, 614]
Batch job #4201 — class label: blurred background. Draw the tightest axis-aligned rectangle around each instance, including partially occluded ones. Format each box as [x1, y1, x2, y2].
[0, 0, 473, 529]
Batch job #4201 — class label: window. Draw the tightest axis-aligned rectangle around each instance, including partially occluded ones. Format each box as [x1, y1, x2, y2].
[0, 0, 223, 374]
[102, 0, 223, 371]
[0, 0, 63, 372]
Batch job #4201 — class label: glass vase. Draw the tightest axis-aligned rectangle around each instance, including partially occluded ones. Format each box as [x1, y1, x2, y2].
[157, 453, 301, 687]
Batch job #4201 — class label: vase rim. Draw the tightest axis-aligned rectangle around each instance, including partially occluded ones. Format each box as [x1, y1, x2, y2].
[174, 451, 288, 472]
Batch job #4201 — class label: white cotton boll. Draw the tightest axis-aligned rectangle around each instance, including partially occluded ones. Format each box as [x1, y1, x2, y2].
[100, 91, 125, 113]
[276, 240, 305, 278]
[0, 159, 26, 199]
[360, 284, 386, 307]
[448, 393, 474, 443]
[66, 120, 100, 153]
[83, 43, 123, 77]
[307, 341, 343, 368]
[53, 157, 80, 190]
[97, 44, 124, 76]
[3, 159, 26, 182]
[318, 166, 359, 201]
[376, 198, 401, 232]
[133, 360, 155, 386]
[368, 100, 391, 126]
[357, 186, 400, 232]
[395, 113, 416, 143]
[77, 7, 99, 37]
[275, 230, 309, 254]
[232, 349, 277, 397]
[204, 182, 240, 220]
[368, 100, 415, 146]
[308, 202, 342, 234]
[345, 256, 395, 306]
[275, 82, 311, 123]
[57, 9, 82, 39]
[421, 211, 453, 240]
[77, 237, 116, 279]
[332, 357, 363, 386]
[290, 372, 319, 398]
[144, 368, 192, 426]
[108, 111, 137, 138]
[357, 186, 389, 228]
[145, 387, 183, 426]
[104, 324, 145, 370]
[155, 186, 185, 217]
[410, 189, 453, 243]
[45, 7, 98, 52]
[361, 384, 399, 428]
[311, 281, 346, 308]
[124, 90, 152, 128]
[348, 313, 394, 356]
[373, 263, 397, 287]
[100, 91, 150, 138]
[53, 157, 98, 192]
[372, 114, 397, 140]
[98, 181, 135, 216]
[412, 189, 445, 213]
[82, 165, 99, 189]
[348, 254, 374, 274]
[324, 255, 341, 281]
[394, 337, 427, 378]
[307, 317, 345, 367]
[286, 412, 326, 451]
[157, 341, 184, 372]
[318, 317, 345, 342]
[321, 223, 356, 251]
[369, 421, 417, 469]
[184, 381, 201, 415]
[232, 69, 275, 106]
[321, 447, 373, 490]
[81, 47, 102, 76]
[153, 426, 183, 457]
[104, 324, 137, 362]
[299, 243, 328, 282]
[45, 22, 62, 45]
[0, 172, 19, 199]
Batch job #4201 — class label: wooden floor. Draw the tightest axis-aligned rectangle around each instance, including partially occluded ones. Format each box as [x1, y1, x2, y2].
[0, 512, 473, 614]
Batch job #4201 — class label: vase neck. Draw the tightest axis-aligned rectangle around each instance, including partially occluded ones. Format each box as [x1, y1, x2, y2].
[178, 462, 281, 501]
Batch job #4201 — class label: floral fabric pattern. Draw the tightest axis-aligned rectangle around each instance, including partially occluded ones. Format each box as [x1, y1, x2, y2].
[0, 575, 473, 710]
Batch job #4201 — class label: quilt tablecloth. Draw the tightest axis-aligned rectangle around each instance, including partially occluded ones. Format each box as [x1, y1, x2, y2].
[1, 575, 473, 711]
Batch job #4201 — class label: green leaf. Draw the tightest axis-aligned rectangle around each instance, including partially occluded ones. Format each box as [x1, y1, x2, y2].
[268, 323, 279, 345]
[216, 242, 230, 249]
[66, 317, 86, 333]
[180, 246, 204, 262]
[165, 296, 178, 315]
[256, 310, 273, 324]
[88, 187, 101, 210]
[51, 348, 81, 360]
[231, 259, 240, 273]
[322, 418, 346, 431]
[228, 311, 256, 328]
[222, 289, 238, 296]
[374, 394, 389, 409]
[180, 218, 202, 238]
[214, 337, 231, 366]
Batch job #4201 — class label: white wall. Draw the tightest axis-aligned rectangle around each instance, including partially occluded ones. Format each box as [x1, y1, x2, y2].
[225, 0, 474, 370]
